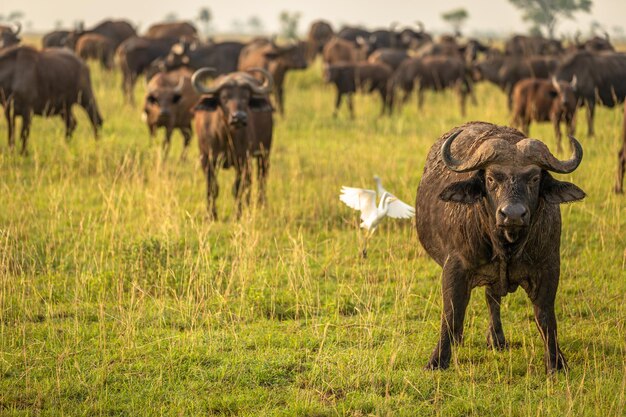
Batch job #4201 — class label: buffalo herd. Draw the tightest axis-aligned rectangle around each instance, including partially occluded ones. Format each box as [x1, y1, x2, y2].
[0, 17, 624, 372]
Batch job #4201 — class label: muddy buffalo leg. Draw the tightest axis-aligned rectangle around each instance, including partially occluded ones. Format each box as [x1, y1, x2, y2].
[485, 286, 507, 349]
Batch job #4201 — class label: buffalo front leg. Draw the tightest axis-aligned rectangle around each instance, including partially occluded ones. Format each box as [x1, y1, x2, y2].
[4, 103, 14, 149]
[64, 111, 77, 139]
[585, 99, 595, 137]
[233, 157, 252, 219]
[552, 116, 563, 154]
[485, 286, 507, 349]
[201, 153, 219, 220]
[256, 153, 270, 205]
[162, 128, 173, 160]
[616, 145, 626, 193]
[180, 126, 192, 161]
[333, 91, 343, 118]
[20, 112, 31, 156]
[426, 257, 471, 370]
[275, 86, 285, 116]
[457, 82, 467, 117]
[347, 94, 355, 119]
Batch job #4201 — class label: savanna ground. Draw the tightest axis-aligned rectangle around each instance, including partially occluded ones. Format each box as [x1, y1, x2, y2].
[0, 38, 625, 416]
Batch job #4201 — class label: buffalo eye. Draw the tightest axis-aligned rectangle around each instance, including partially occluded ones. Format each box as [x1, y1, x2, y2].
[486, 175, 496, 189]
[172, 94, 182, 104]
[147, 95, 157, 104]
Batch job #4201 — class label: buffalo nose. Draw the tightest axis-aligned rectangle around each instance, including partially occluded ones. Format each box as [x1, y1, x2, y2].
[229, 111, 248, 126]
[498, 204, 528, 226]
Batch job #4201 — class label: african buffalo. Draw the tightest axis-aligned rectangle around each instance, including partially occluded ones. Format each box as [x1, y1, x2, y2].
[42, 30, 71, 48]
[556, 50, 626, 136]
[145, 22, 198, 40]
[393, 56, 473, 116]
[65, 19, 136, 50]
[616, 102, 626, 193]
[142, 67, 199, 159]
[75, 33, 115, 70]
[160, 39, 244, 74]
[416, 122, 585, 372]
[192, 67, 274, 219]
[0, 45, 103, 154]
[367, 48, 409, 71]
[116, 36, 179, 103]
[307, 20, 334, 60]
[505, 35, 563, 57]
[238, 38, 308, 115]
[337, 26, 371, 44]
[322, 36, 365, 65]
[511, 77, 577, 152]
[0, 22, 21, 49]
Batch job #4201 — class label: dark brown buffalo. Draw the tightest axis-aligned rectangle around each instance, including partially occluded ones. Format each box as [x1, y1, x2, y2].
[336, 26, 371, 44]
[505, 35, 563, 57]
[0, 22, 21, 49]
[145, 22, 198, 40]
[416, 122, 585, 372]
[367, 48, 408, 71]
[42, 30, 71, 48]
[397, 23, 432, 50]
[238, 38, 308, 115]
[307, 20, 334, 60]
[556, 50, 626, 136]
[324, 62, 393, 118]
[473, 55, 558, 109]
[142, 67, 199, 159]
[0, 45, 103, 154]
[116, 36, 179, 103]
[76, 33, 115, 70]
[192, 67, 274, 219]
[569, 34, 614, 53]
[616, 102, 626, 193]
[160, 39, 244, 74]
[65, 19, 136, 50]
[393, 56, 473, 116]
[512, 77, 577, 152]
[322, 36, 365, 65]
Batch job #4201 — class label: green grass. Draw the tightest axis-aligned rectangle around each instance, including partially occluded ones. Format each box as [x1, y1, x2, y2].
[0, 58, 625, 416]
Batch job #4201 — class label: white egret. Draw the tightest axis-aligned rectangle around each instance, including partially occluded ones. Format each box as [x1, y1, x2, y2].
[340, 179, 415, 258]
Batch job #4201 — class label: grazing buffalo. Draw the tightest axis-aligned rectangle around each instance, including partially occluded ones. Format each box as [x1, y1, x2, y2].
[65, 19, 136, 50]
[0, 22, 21, 49]
[505, 35, 563, 57]
[238, 38, 308, 115]
[145, 22, 198, 40]
[393, 56, 473, 116]
[116, 36, 179, 103]
[142, 67, 199, 159]
[512, 77, 577, 152]
[307, 20, 334, 60]
[322, 36, 364, 65]
[367, 48, 408, 71]
[416, 122, 585, 372]
[616, 102, 626, 193]
[160, 39, 244, 74]
[556, 50, 626, 136]
[0, 45, 103, 154]
[192, 68, 274, 219]
[42, 30, 71, 48]
[324, 62, 393, 118]
[75, 33, 115, 69]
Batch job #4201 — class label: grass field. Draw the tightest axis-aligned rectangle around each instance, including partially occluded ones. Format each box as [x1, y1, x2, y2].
[0, 54, 625, 416]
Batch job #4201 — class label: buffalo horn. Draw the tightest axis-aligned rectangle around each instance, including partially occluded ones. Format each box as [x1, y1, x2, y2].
[191, 67, 219, 94]
[246, 67, 274, 95]
[518, 136, 583, 174]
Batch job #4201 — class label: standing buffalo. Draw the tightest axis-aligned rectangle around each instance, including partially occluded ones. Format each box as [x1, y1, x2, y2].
[307, 20, 334, 61]
[416, 122, 585, 372]
[0, 45, 103, 154]
[116, 36, 180, 103]
[142, 67, 199, 159]
[42, 30, 71, 48]
[324, 62, 393, 118]
[322, 36, 365, 65]
[145, 22, 198, 40]
[0, 22, 21, 49]
[393, 56, 473, 116]
[616, 102, 626, 193]
[556, 50, 626, 136]
[505, 35, 563, 56]
[192, 68, 274, 219]
[75, 33, 115, 70]
[367, 48, 409, 71]
[65, 19, 136, 50]
[160, 39, 244, 74]
[238, 38, 308, 115]
[511, 77, 577, 152]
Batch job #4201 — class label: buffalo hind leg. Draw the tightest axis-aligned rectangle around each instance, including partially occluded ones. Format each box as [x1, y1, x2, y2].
[5, 103, 14, 149]
[485, 286, 507, 349]
[162, 128, 173, 160]
[552, 116, 563, 153]
[585, 100, 595, 137]
[180, 126, 192, 161]
[426, 257, 471, 370]
[616, 147, 625, 193]
[64, 111, 77, 140]
[347, 94, 355, 119]
[202, 153, 219, 220]
[233, 157, 252, 219]
[275, 87, 285, 116]
[333, 91, 343, 118]
[19, 112, 31, 156]
[257, 153, 270, 205]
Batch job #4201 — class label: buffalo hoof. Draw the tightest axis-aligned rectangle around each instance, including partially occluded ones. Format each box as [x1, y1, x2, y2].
[487, 334, 509, 350]
[425, 355, 450, 370]
[546, 352, 568, 374]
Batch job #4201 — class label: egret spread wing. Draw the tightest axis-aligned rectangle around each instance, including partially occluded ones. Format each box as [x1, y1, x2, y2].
[373, 176, 388, 197]
[340, 187, 377, 221]
[386, 197, 416, 219]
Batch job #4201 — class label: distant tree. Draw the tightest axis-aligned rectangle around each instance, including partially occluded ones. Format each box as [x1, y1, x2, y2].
[197, 7, 212, 36]
[278, 11, 301, 39]
[0, 10, 24, 23]
[230, 19, 245, 34]
[441, 8, 469, 35]
[508, 0, 592, 39]
[247, 15, 264, 35]
[164, 12, 178, 23]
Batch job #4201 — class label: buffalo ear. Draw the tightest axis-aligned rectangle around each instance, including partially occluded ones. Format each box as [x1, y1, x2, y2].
[194, 96, 218, 112]
[439, 172, 484, 204]
[540, 173, 586, 204]
[249, 96, 273, 112]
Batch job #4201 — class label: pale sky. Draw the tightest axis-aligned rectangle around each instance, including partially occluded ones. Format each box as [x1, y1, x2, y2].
[2, 0, 625, 38]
